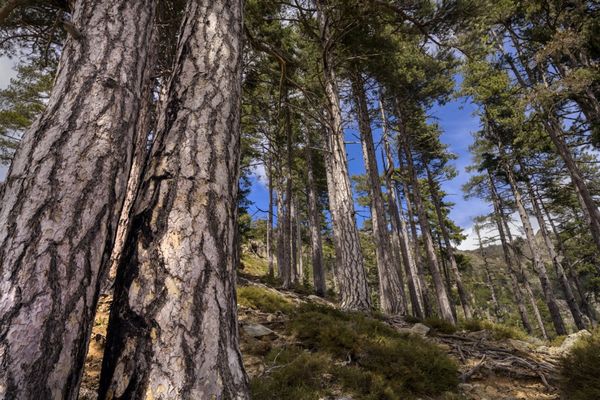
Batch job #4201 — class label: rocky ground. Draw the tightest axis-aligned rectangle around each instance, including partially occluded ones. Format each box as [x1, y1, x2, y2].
[80, 277, 588, 399]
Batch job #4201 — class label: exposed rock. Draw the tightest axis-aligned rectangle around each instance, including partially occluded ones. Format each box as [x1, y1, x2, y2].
[243, 323, 275, 338]
[558, 329, 591, 354]
[410, 323, 431, 337]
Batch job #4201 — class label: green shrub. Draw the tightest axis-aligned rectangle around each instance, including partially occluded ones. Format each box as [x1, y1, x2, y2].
[237, 286, 294, 314]
[284, 304, 459, 398]
[460, 319, 527, 340]
[424, 317, 457, 334]
[560, 330, 600, 400]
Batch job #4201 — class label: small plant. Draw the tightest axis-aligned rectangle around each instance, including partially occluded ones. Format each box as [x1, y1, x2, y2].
[424, 317, 457, 334]
[237, 285, 294, 314]
[559, 330, 600, 400]
[460, 319, 527, 341]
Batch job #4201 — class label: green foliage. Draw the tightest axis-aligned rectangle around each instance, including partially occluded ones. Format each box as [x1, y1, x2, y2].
[285, 304, 459, 398]
[424, 317, 458, 334]
[237, 286, 294, 314]
[460, 319, 527, 341]
[559, 330, 600, 400]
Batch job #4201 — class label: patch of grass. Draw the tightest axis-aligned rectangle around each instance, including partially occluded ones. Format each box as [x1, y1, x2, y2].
[237, 286, 294, 314]
[240, 253, 270, 277]
[424, 317, 457, 334]
[559, 330, 600, 400]
[250, 347, 332, 400]
[460, 319, 527, 340]
[260, 305, 458, 400]
[549, 335, 567, 347]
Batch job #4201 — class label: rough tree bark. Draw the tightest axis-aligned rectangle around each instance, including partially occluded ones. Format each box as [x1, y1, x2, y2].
[501, 154, 567, 335]
[402, 137, 455, 323]
[351, 72, 406, 315]
[98, 1, 249, 398]
[306, 142, 327, 297]
[0, 1, 157, 398]
[317, 0, 371, 311]
[425, 164, 473, 320]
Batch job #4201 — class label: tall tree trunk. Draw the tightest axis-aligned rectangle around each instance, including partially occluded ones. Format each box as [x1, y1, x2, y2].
[276, 184, 288, 282]
[402, 138, 454, 323]
[425, 164, 473, 319]
[501, 155, 567, 335]
[351, 72, 405, 314]
[316, 1, 371, 311]
[475, 225, 501, 320]
[399, 158, 434, 317]
[504, 51, 600, 253]
[98, 2, 249, 398]
[306, 143, 327, 297]
[282, 88, 294, 289]
[107, 29, 158, 286]
[537, 186, 596, 323]
[0, 1, 157, 398]
[290, 196, 298, 284]
[267, 152, 275, 277]
[521, 169, 586, 329]
[488, 172, 533, 334]
[380, 99, 424, 318]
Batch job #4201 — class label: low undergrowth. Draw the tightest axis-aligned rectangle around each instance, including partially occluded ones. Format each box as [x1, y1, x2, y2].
[460, 319, 527, 340]
[559, 329, 600, 400]
[237, 285, 294, 314]
[241, 286, 460, 400]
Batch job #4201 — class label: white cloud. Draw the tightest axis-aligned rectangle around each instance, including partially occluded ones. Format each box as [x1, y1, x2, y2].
[251, 162, 268, 187]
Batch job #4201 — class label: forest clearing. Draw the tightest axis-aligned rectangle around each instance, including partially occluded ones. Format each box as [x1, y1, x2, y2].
[0, 0, 599, 399]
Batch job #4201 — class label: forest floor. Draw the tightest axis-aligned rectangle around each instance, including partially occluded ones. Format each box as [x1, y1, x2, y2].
[79, 266, 582, 399]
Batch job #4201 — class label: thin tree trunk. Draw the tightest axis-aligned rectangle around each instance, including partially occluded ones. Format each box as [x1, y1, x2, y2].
[488, 172, 534, 334]
[295, 198, 304, 283]
[402, 137, 454, 323]
[521, 169, 586, 330]
[290, 196, 298, 284]
[0, 2, 157, 398]
[380, 99, 423, 317]
[501, 154, 567, 335]
[475, 225, 501, 320]
[351, 71, 405, 314]
[306, 143, 327, 297]
[399, 158, 434, 317]
[267, 152, 275, 277]
[504, 50, 600, 253]
[426, 164, 473, 319]
[317, 0, 371, 311]
[98, 2, 249, 398]
[537, 186, 596, 323]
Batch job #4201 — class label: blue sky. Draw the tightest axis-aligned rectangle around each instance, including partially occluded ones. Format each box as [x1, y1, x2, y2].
[247, 78, 493, 250]
[0, 54, 492, 249]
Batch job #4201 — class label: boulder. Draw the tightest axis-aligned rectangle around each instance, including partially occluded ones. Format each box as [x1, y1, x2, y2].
[410, 323, 431, 337]
[559, 329, 591, 354]
[243, 323, 275, 338]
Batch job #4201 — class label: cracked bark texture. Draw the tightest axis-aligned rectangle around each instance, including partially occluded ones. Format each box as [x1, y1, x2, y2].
[0, 1, 157, 398]
[317, 0, 371, 311]
[351, 72, 405, 315]
[98, 1, 249, 399]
